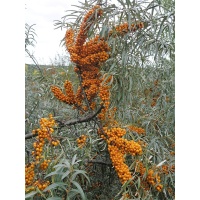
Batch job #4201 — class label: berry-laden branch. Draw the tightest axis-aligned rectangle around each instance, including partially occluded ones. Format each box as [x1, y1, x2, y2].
[50, 5, 147, 185]
[25, 105, 104, 139]
[25, 114, 59, 192]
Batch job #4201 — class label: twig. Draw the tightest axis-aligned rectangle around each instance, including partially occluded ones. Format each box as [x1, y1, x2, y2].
[25, 49, 44, 77]
[25, 105, 104, 140]
[86, 159, 112, 166]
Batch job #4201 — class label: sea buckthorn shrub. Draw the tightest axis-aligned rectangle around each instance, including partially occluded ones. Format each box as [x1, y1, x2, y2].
[50, 4, 146, 189]
[26, 0, 174, 199]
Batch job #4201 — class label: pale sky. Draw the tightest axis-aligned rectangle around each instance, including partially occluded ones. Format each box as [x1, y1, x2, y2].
[25, 0, 80, 65]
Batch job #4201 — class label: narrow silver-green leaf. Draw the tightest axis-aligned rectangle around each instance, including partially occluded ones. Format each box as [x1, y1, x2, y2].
[25, 191, 37, 199]
[61, 170, 71, 180]
[46, 197, 63, 200]
[43, 182, 67, 192]
[71, 170, 90, 183]
[71, 154, 77, 165]
[71, 181, 87, 200]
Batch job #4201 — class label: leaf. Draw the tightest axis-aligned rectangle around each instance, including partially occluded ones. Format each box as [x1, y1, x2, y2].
[63, 159, 71, 169]
[43, 182, 67, 192]
[128, 76, 133, 92]
[25, 191, 37, 199]
[71, 170, 90, 183]
[138, 177, 141, 188]
[45, 171, 60, 178]
[67, 189, 80, 199]
[100, 25, 106, 38]
[156, 16, 167, 41]
[71, 181, 87, 200]
[46, 197, 63, 200]
[71, 154, 77, 165]
[61, 170, 71, 180]
[118, 0, 126, 7]
[156, 160, 166, 167]
[54, 164, 67, 169]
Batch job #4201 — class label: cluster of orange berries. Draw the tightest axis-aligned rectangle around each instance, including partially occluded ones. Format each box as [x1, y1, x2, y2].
[40, 159, 51, 170]
[25, 114, 59, 193]
[108, 22, 144, 37]
[127, 125, 146, 135]
[65, 28, 74, 55]
[81, 36, 110, 58]
[65, 6, 105, 61]
[76, 135, 87, 148]
[51, 80, 76, 106]
[51, 86, 67, 102]
[159, 164, 174, 174]
[51, 139, 60, 146]
[73, 50, 109, 67]
[99, 85, 110, 102]
[161, 165, 169, 174]
[104, 127, 142, 155]
[98, 87, 110, 120]
[100, 127, 142, 184]
[33, 180, 50, 191]
[136, 161, 163, 192]
[32, 140, 44, 161]
[146, 169, 162, 191]
[52, 7, 111, 114]
[32, 114, 57, 161]
[25, 161, 51, 192]
[75, 5, 103, 50]
[25, 163, 35, 186]
[84, 81, 100, 101]
[64, 80, 76, 104]
[25, 186, 35, 193]
[108, 145, 132, 184]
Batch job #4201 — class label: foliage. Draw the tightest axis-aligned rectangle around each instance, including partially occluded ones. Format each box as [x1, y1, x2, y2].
[25, 0, 175, 199]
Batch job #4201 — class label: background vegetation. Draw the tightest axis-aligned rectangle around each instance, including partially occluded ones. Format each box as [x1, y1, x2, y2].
[25, 0, 175, 199]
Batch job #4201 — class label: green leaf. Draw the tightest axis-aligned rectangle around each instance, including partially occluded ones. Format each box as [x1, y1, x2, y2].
[46, 197, 63, 200]
[128, 76, 133, 92]
[71, 154, 77, 165]
[138, 177, 141, 188]
[67, 189, 80, 199]
[61, 170, 71, 180]
[156, 16, 167, 41]
[71, 181, 87, 200]
[54, 163, 67, 169]
[71, 170, 90, 183]
[43, 182, 67, 192]
[63, 159, 71, 169]
[25, 191, 37, 199]
[100, 25, 106, 38]
[45, 171, 63, 179]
